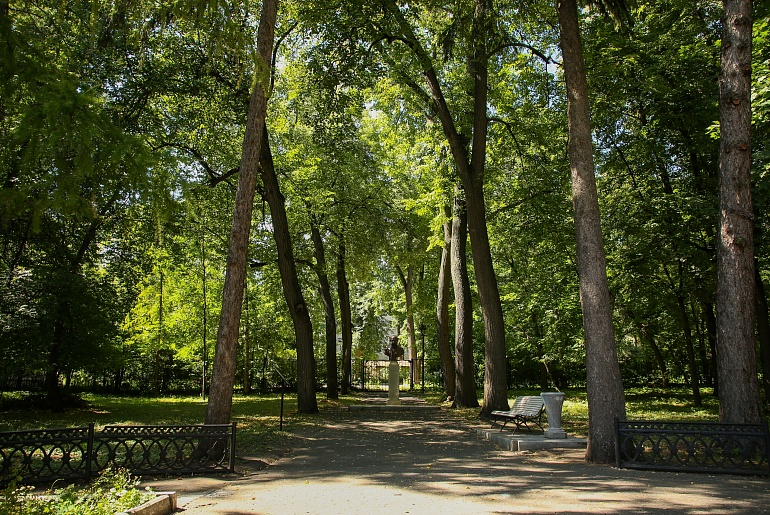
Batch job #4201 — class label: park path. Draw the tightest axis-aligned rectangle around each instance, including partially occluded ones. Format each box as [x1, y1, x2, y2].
[145, 406, 770, 514]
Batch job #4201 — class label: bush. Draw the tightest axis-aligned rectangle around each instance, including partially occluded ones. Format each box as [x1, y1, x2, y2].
[0, 468, 154, 515]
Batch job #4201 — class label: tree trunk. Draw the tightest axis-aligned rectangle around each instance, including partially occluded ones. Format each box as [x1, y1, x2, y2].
[242, 281, 250, 394]
[436, 205, 456, 399]
[675, 292, 702, 406]
[397, 265, 419, 383]
[205, 0, 280, 424]
[701, 301, 719, 395]
[557, 0, 626, 464]
[754, 262, 770, 405]
[636, 323, 668, 388]
[311, 224, 338, 399]
[337, 239, 353, 395]
[201, 224, 209, 398]
[451, 186, 479, 408]
[532, 313, 549, 390]
[469, 0, 508, 415]
[385, 0, 507, 413]
[260, 130, 317, 413]
[716, 0, 762, 424]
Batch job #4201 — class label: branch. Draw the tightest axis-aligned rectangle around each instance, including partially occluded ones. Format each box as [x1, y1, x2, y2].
[153, 142, 239, 188]
[489, 188, 555, 217]
[489, 41, 555, 65]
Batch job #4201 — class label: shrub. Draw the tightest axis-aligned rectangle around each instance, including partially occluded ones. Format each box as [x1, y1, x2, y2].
[0, 468, 154, 515]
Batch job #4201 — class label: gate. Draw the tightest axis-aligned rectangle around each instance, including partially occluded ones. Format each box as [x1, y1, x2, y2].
[360, 360, 413, 391]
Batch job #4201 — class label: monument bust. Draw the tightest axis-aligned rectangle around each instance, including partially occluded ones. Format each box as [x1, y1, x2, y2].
[384, 336, 404, 361]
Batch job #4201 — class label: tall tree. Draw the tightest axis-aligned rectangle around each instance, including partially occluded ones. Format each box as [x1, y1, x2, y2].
[436, 204, 456, 399]
[206, 0, 285, 424]
[556, 0, 626, 463]
[337, 237, 353, 394]
[259, 129, 318, 413]
[715, 0, 761, 424]
[310, 223, 338, 399]
[376, 0, 508, 414]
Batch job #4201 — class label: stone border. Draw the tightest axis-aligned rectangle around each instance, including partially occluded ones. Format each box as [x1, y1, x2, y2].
[475, 428, 587, 451]
[117, 491, 177, 515]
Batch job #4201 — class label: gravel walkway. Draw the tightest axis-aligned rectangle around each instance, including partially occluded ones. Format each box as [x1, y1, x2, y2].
[144, 406, 770, 514]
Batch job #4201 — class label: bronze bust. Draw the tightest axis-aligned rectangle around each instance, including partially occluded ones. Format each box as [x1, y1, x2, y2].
[384, 336, 404, 361]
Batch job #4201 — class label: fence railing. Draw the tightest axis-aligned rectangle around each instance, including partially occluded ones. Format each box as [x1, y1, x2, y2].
[0, 423, 236, 486]
[360, 360, 414, 391]
[615, 418, 770, 475]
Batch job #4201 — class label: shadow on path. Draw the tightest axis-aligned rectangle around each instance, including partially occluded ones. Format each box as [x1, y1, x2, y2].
[146, 408, 770, 514]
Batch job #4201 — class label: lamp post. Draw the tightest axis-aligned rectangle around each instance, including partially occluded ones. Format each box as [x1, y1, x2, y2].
[419, 323, 426, 393]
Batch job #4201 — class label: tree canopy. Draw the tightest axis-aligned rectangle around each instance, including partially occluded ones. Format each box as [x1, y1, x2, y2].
[2, 0, 769, 459]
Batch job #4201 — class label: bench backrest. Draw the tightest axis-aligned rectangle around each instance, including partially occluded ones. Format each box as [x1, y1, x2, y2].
[510, 396, 544, 416]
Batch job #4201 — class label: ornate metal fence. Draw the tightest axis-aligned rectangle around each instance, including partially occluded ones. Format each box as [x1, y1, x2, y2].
[0, 423, 236, 486]
[360, 360, 413, 391]
[615, 418, 770, 475]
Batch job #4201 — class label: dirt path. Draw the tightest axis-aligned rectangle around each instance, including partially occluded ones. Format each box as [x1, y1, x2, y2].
[145, 408, 770, 514]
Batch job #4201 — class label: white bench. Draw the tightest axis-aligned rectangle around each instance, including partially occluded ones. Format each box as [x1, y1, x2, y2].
[490, 396, 545, 433]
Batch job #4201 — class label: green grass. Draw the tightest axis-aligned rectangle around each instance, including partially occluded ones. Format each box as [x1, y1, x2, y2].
[0, 387, 723, 445]
[427, 386, 723, 436]
[0, 393, 362, 457]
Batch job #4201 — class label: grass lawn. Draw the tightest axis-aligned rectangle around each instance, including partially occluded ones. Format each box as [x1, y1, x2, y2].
[426, 386, 722, 436]
[0, 386, 722, 457]
[0, 392, 363, 457]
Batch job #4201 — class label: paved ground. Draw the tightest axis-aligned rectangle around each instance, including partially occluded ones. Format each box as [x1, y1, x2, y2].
[144, 403, 770, 515]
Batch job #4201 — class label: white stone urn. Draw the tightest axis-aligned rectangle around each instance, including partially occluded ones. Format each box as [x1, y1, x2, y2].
[540, 392, 567, 439]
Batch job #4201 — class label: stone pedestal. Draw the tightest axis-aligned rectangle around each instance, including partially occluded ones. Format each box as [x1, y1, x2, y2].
[541, 392, 567, 439]
[387, 361, 401, 405]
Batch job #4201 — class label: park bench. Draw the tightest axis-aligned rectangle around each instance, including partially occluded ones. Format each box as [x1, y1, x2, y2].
[490, 395, 545, 433]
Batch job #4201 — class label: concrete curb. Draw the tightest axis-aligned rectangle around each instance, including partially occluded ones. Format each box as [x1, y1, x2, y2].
[475, 427, 587, 451]
[117, 491, 177, 515]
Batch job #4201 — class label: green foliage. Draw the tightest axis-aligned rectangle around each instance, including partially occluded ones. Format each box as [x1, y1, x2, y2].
[3, 0, 769, 402]
[0, 468, 153, 515]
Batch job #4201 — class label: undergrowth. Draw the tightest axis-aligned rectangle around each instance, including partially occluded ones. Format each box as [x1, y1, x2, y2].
[0, 468, 154, 515]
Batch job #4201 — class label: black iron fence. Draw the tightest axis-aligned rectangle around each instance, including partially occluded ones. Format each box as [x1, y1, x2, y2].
[615, 418, 770, 475]
[0, 423, 236, 486]
[359, 360, 414, 391]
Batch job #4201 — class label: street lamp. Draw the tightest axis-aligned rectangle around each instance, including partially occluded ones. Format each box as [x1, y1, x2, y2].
[419, 323, 426, 393]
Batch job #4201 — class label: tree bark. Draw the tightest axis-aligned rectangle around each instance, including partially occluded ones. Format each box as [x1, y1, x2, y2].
[436, 205, 456, 399]
[716, 0, 762, 424]
[451, 186, 479, 408]
[311, 224, 338, 399]
[557, 0, 626, 464]
[259, 130, 318, 413]
[337, 239, 353, 395]
[206, 0, 279, 424]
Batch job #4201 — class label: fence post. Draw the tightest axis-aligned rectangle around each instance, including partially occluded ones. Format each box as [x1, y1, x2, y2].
[614, 417, 621, 469]
[753, 420, 770, 477]
[86, 423, 95, 480]
[361, 360, 366, 391]
[229, 422, 237, 472]
[409, 360, 414, 390]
